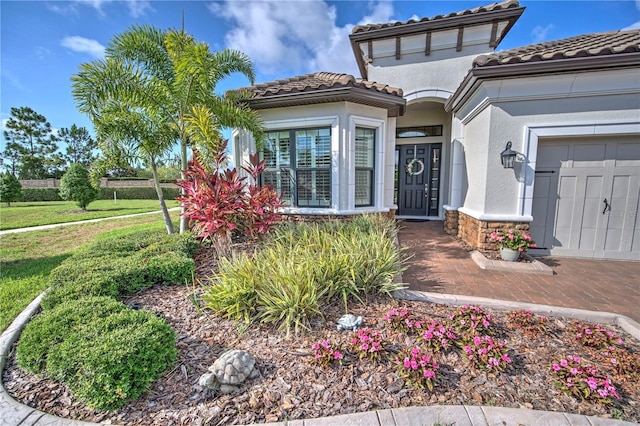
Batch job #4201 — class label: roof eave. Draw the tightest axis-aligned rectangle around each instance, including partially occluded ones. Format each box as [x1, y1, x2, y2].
[349, 6, 525, 82]
[247, 87, 406, 117]
[445, 53, 640, 112]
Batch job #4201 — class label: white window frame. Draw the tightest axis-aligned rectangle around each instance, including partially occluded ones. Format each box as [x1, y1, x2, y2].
[349, 116, 386, 211]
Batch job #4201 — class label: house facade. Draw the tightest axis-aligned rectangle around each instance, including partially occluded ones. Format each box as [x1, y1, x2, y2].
[232, 0, 640, 261]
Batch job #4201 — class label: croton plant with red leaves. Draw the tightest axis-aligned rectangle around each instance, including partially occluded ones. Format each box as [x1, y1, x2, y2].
[177, 140, 282, 245]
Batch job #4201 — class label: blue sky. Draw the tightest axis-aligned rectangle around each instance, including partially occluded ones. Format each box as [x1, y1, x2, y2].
[1, 0, 639, 158]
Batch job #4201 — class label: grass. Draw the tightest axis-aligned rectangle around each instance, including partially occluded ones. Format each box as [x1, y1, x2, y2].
[0, 211, 180, 332]
[0, 199, 179, 230]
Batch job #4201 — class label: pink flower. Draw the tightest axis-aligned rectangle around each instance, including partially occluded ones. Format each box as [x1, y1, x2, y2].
[570, 368, 579, 375]
[560, 359, 568, 367]
[552, 364, 561, 371]
[423, 369, 435, 379]
[333, 351, 343, 359]
[473, 336, 482, 345]
[586, 377, 598, 390]
[403, 358, 411, 368]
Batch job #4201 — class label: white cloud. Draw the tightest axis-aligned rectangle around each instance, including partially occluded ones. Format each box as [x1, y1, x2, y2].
[61, 36, 106, 59]
[124, 0, 153, 18]
[531, 24, 555, 43]
[48, 0, 152, 18]
[35, 46, 51, 60]
[209, 1, 396, 78]
[1, 118, 9, 132]
[622, 21, 640, 30]
[1, 70, 28, 92]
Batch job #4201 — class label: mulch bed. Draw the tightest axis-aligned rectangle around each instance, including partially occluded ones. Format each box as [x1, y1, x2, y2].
[3, 245, 639, 425]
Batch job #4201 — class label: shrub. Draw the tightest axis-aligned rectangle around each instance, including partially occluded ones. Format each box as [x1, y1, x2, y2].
[506, 310, 549, 337]
[177, 140, 281, 249]
[99, 186, 180, 200]
[19, 187, 63, 201]
[569, 321, 625, 349]
[419, 320, 458, 352]
[35, 303, 175, 410]
[42, 230, 196, 309]
[384, 307, 423, 332]
[447, 304, 494, 339]
[462, 335, 512, 372]
[16, 297, 128, 373]
[204, 215, 406, 334]
[0, 172, 23, 206]
[59, 163, 99, 210]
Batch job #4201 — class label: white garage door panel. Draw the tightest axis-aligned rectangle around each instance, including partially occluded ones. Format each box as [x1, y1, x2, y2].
[531, 137, 640, 260]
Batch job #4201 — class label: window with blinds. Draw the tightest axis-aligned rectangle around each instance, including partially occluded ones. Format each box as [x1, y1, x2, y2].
[355, 127, 375, 207]
[261, 128, 331, 208]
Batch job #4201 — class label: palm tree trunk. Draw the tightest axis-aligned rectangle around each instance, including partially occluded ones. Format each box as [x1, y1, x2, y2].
[151, 157, 175, 234]
[179, 139, 189, 234]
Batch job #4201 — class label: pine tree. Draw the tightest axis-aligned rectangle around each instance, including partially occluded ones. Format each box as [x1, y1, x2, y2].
[0, 173, 23, 206]
[59, 164, 99, 210]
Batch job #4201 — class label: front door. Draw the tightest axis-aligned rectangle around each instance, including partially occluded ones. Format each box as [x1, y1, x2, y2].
[397, 144, 441, 217]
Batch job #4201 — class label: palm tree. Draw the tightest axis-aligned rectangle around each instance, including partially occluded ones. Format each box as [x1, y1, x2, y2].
[72, 25, 264, 233]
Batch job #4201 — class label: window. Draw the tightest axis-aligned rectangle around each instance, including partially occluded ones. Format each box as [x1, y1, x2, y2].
[261, 128, 331, 207]
[396, 125, 443, 138]
[355, 127, 375, 207]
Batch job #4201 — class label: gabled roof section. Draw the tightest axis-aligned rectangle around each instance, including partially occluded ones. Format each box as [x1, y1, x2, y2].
[445, 29, 640, 112]
[349, 0, 525, 79]
[352, 0, 521, 35]
[237, 72, 406, 117]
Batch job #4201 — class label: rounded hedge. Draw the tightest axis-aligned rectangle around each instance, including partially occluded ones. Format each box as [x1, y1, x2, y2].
[17, 297, 176, 410]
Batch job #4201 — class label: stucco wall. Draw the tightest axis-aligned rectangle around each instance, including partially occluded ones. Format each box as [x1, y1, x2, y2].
[456, 68, 640, 219]
[368, 54, 478, 99]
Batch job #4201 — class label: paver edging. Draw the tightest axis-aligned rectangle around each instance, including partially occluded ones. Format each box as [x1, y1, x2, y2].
[470, 250, 554, 275]
[393, 289, 640, 342]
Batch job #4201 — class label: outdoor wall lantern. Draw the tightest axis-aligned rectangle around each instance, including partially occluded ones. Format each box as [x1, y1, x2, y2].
[500, 141, 517, 169]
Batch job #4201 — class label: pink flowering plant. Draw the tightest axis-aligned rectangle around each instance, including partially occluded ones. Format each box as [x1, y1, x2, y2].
[569, 321, 625, 349]
[383, 307, 422, 332]
[551, 355, 620, 404]
[601, 347, 640, 379]
[489, 228, 536, 252]
[311, 340, 344, 367]
[350, 328, 385, 361]
[419, 320, 458, 352]
[506, 310, 549, 337]
[394, 347, 439, 390]
[462, 335, 512, 372]
[448, 305, 494, 338]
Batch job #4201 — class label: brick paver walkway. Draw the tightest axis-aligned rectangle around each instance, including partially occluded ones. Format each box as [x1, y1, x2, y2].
[398, 220, 640, 323]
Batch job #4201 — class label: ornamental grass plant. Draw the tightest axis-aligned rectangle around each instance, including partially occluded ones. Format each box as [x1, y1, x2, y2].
[203, 215, 407, 336]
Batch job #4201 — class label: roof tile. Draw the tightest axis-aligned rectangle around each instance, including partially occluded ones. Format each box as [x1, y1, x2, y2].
[242, 72, 403, 99]
[351, 0, 520, 34]
[473, 30, 640, 67]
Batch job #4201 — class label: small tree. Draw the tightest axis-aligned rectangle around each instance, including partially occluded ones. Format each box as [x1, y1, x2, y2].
[59, 164, 99, 210]
[0, 172, 23, 206]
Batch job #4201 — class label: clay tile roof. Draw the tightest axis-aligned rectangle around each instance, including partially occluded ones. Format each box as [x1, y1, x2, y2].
[244, 72, 403, 98]
[473, 29, 640, 67]
[351, 0, 520, 34]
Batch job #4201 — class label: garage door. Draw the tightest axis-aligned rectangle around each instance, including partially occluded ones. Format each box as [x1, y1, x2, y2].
[530, 136, 640, 260]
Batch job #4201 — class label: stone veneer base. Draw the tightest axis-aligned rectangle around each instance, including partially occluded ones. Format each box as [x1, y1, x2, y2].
[470, 251, 554, 275]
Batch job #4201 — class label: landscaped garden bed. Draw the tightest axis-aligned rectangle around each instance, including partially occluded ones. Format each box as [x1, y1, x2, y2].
[3, 237, 639, 425]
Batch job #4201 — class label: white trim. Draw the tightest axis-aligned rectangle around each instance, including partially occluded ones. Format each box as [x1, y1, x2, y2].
[458, 207, 533, 223]
[263, 115, 340, 210]
[520, 120, 640, 218]
[349, 115, 386, 211]
[278, 207, 391, 216]
[404, 88, 452, 103]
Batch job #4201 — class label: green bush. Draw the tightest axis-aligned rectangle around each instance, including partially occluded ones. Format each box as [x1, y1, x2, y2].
[18, 186, 180, 202]
[100, 186, 180, 200]
[59, 164, 99, 210]
[20, 188, 63, 202]
[17, 298, 176, 410]
[42, 230, 196, 309]
[16, 297, 128, 373]
[1, 172, 23, 206]
[204, 215, 406, 335]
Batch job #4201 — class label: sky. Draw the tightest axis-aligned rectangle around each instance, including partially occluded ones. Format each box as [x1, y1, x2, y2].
[1, 0, 639, 161]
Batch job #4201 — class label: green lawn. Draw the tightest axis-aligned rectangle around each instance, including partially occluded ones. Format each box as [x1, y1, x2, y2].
[0, 212, 181, 332]
[0, 199, 179, 230]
